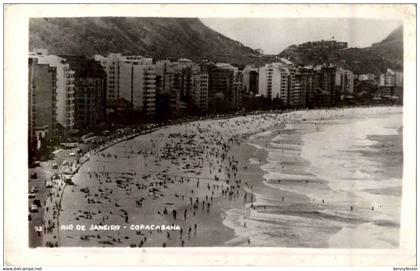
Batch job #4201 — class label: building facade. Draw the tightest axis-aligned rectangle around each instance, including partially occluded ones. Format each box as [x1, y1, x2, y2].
[28, 57, 57, 156]
[207, 63, 236, 112]
[320, 66, 338, 105]
[336, 68, 355, 95]
[62, 56, 107, 130]
[258, 63, 290, 105]
[94, 53, 121, 107]
[191, 70, 209, 112]
[96, 54, 156, 117]
[242, 65, 259, 95]
[30, 49, 75, 137]
[288, 68, 304, 107]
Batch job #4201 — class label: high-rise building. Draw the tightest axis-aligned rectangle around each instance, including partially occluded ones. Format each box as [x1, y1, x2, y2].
[258, 63, 290, 105]
[207, 63, 236, 112]
[296, 67, 315, 107]
[191, 66, 209, 112]
[95, 54, 156, 116]
[28, 57, 57, 155]
[61, 56, 107, 129]
[29, 49, 75, 137]
[205, 63, 243, 111]
[320, 66, 337, 105]
[288, 68, 304, 107]
[336, 68, 354, 95]
[242, 65, 259, 95]
[94, 53, 121, 108]
[379, 68, 402, 87]
[155, 60, 175, 117]
[232, 70, 243, 110]
[154, 59, 197, 115]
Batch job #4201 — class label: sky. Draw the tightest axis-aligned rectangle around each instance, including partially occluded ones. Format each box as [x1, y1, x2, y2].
[200, 18, 402, 54]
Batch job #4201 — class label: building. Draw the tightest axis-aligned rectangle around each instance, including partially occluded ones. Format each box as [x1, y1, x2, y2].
[95, 54, 156, 117]
[94, 53, 121, 108]
[319, 65, 337, 105]
[30, 49, 75, 137]
[207, 63, 237, 112]
[155, 60, 176, 117]
[288, 68, 304, 107]
[242, 65, 259, 95]
[191, 66, 209, 112]
[358, 73, 375, 81]
[379, 68, 403, 87]
[296, 67, 315, 108]
[258, 63, 290, 105]
[154, 59, 199, 115]
[119, 56, 155, 114]
[395, 71, 403, 87]
[232, 70, 243, 110]
[28, 57, 57, 156]
[336, 68, 354, 95]
[61, 56, 107, 130]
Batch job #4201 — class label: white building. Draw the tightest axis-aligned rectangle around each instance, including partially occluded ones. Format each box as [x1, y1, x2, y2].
[94, 53, 121, 104]
[95, 54, 156, 116]
[258, 63, 290, 104]
[359, 73, 375, 81]
[379, 68, 403, 87]
[29, 49, 75, 135]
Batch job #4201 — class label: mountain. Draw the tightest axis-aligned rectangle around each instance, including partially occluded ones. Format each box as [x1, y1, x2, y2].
[278, 26, 403, 74]
[370, 25, 403, 65]
[29, 17, 262, 64]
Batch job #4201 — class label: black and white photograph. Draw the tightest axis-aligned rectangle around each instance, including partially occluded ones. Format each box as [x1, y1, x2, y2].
[3, 3, 417, 267]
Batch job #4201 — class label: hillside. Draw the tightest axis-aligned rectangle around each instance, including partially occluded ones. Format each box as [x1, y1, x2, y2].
[278, 26, 403, 74]
[29, 17, 262, 64]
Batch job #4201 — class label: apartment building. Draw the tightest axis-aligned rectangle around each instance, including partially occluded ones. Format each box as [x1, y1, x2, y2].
[336, 68, 355, 94]
[96, 54, 156, 116]
[30, 49, 75, 136]
[191, 67, 209, 112]
[61, 56, 107, 129]
[28, 57, 57, 155]
[258, 63, 290, 105]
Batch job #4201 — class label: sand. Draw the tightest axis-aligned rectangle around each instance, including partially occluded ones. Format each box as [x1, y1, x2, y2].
[49, 106, 403, 247]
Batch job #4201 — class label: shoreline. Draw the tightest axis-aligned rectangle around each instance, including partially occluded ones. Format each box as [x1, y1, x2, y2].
[30, 106, 402, 247]
[221, 107, 402, 248]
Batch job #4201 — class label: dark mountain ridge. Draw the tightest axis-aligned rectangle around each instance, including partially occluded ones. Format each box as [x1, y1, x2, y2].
[30, 18, 403, 73]
[278, 25, 403, 74]
[29, 17, 261, 64]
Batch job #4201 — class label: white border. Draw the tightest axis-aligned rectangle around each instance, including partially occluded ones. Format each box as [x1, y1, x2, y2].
[3, 3, 417, 266]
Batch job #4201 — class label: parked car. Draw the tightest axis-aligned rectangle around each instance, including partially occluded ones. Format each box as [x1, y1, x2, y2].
[30, 204, 38, 212]
[30, 161, 40, 168]
[30, 187, 39, 194]
[33, 199, 41, 207]
[28, 193, 36, 199]
[52, 163, 58, 169]
[30, 172, 38, 179]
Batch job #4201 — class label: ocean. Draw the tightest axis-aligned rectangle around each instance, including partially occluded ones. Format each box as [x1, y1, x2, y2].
[223, 109, 403, 248]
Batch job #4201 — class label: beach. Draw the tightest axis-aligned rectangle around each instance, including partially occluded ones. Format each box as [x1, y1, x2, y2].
[55, 106, 403, 247]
